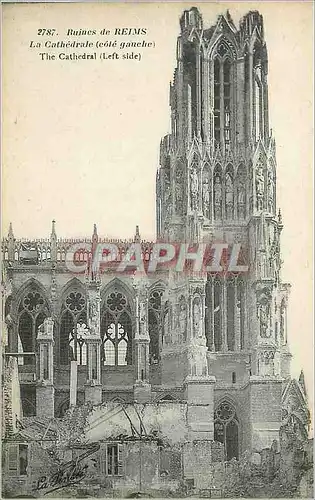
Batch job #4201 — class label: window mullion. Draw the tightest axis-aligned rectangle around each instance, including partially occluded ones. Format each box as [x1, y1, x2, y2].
[74, 316, 78, 362]
[220, 60, 224, 144]
[115, 322, 118, 365]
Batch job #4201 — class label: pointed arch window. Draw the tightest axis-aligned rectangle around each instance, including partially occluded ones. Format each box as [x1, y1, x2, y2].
[213, 47, 233, 146]
[214, 401, 239, 460]
[253, 43, 263, 142]
[18, 288, 48, 365]
[214, 59, 221, 142]
[223, 60, 231, 145]
[59, 290, 87, 365]
[101, 291, 133, 366]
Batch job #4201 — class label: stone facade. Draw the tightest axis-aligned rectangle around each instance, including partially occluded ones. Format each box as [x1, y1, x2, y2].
[1, 7, 311, 497]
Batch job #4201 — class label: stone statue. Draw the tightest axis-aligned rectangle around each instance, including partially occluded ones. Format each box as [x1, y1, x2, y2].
[268, 169, 274, 212]
[37, 317, 54, 338]
[179, 298, 187, 340]
[259, 303, 270, 338]
[202, 177, 210, 217]
[225, 174, 234, 219]
[193, 297, 202, 338]
[89, 298, 99, 334]
[190, 168, 199, 210]
[188, 336, 208, 377]
[139, 300, 147, 336]
[256, 165, 265, 210]
[259, 350, 275, 377]
[163, 307, 170, 344]
[214, 176, 222, 218]
[237, 183, 245, 218]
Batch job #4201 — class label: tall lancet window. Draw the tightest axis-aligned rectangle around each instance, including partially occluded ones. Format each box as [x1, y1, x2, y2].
[214, 59, 221, 142]
[18, 287, 48, 366]
[254, 76, 262, 142]
[223, 60, 231, 145]
[101, 291, 133, 366]
[253, 43, 263, 142]
[59, 290, 87, 365]
[212, 41, 234, 146]
[183, 41, 197, 140]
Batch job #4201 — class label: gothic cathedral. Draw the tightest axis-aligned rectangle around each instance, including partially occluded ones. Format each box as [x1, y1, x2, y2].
[2, 7, 310, 490]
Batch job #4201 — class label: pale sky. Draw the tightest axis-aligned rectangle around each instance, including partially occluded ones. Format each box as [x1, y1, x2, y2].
[2, 2, 313, 418]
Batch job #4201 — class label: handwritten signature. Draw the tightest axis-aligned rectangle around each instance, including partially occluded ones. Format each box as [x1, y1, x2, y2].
[35, 461, 88, 493]
[34, 444, 99, 494]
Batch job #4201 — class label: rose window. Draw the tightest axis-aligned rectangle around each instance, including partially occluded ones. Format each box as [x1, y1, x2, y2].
[149, 290, 163, 311]
[214, 401, 239, 461]
[23, 292, 45, 313]
[65, 292, 86, 313]
[215, 401, 235, 422]
[106, 292, 127, 313]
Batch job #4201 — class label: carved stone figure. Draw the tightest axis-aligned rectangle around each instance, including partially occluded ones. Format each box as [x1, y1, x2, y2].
[163, 307, 171, 344]
[259, 303, 270, 338]
[237, 183, 245, 218]
[37, 317, 54, 338]
[188, 336, 208, 377]
[179, 298, 187, 340]
[259, 350, 275, 377]
[225, 174, 234, 219]
[256, 165, 265, 210]
[193, 297, 202, 338]
[139, 300, 147, 336]
[202, 177, 210, 217]
[214, 176, 222, 218]
[89, 298, 99, 334]
[267, 169, 274, 212]
[190, 168, 199, 210]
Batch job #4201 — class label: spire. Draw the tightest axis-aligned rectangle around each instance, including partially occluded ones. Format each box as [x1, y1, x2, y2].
[7, 223, 15, 261]
[92, 223, 98, 255]
[225, 9, 237, 31]
[134, 225, 141, 243]
[50, 220, 57, 263]
[8, 222, 14, 239]
[51, 219, 56, 238]
[298, 370, 307, 397]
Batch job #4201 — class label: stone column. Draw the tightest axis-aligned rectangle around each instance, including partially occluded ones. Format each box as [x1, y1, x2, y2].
[84, 336, 102, 404]
[184, 278, 216, 440]
[85, 282, 102, 404]
[210, 277, 215, 351]
[36, 318, 55, 418]
[234, 278, 241, 351]
[133, 274, 151, 403]
[222, 277, 228, 351]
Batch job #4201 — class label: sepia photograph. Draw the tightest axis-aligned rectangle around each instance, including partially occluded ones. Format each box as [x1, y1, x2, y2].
[1, 1, 313, 498]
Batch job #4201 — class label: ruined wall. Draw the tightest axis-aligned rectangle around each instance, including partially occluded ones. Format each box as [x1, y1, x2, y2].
[85, 402, 188, 444]
[2, 357, 22, 437]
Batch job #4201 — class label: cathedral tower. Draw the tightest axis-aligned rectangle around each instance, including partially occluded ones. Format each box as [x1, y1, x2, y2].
[157, 7, 291, 455]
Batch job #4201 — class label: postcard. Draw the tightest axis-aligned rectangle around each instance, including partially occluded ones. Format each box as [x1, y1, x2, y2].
[1, 2, 313, 498]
